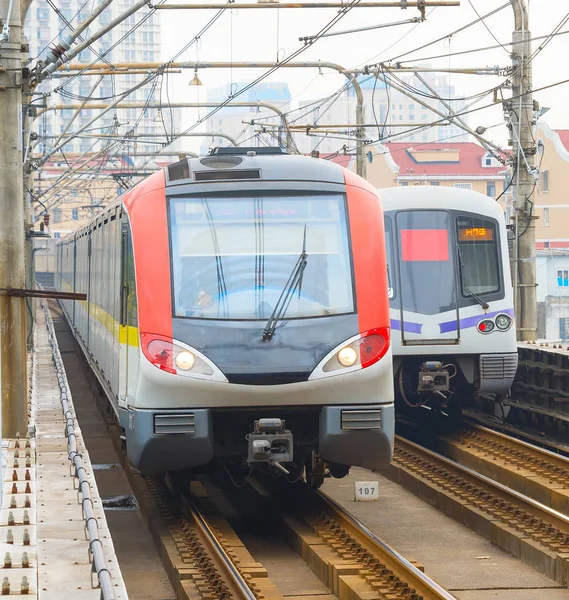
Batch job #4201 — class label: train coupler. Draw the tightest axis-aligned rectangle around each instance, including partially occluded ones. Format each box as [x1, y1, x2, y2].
[247, 418, 293, 466]
[418, 361, 450, 396]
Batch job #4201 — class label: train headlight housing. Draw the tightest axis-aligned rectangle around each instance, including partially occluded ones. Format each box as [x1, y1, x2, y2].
[175, 350, 195, 371]
[337, 346, 358, 367]
[495, 314, 513, 331]
[477, 319, 495, 334]
[309, 327, 390, 380]
[140, 333, 226, 381]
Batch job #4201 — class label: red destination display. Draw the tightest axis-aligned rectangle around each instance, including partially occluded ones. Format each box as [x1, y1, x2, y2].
[400, 229, 449, 262]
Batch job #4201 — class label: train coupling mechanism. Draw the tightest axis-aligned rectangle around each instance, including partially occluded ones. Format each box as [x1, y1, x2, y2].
[418, 361, 450, 397]
[247, 418, 293, 472]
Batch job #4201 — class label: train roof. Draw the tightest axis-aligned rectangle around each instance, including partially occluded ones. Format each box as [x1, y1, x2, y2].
[165, 151, 346, 187]
[378, 185, 505, 221]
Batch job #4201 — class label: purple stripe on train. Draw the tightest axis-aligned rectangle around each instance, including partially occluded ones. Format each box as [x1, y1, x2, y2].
[439, 308, 515, 334]
[390, 319, 423, 334]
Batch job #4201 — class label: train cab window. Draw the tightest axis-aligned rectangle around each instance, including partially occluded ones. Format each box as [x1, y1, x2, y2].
[395, 210, 456, 315]
[456, 216, 500, 297]
[168, 194, 354, 320]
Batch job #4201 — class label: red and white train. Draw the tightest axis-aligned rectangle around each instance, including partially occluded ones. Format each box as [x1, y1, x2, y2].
[56, 148, 394, 478]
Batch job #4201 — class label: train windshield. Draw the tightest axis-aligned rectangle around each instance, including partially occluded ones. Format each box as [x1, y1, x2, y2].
[169, 194, 354, 320]
[456, 216, 500, 296]
[395, 210, 457, 316]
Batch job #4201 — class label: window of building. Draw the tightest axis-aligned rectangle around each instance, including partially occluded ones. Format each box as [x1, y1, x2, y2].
[53, 208, 62, 223]
[557, 269, 569, 287]
[399, 115, 403, 121]
[485, 157, 492, 166]
[430, 181, 440, 186]
[72, 208, 78, 221]
[400, 181, 408, 187]
[544, 207, 550, 226]
[409, 114, 415, 121]
[421, 114, 428, 121]
[542, 170, 549, 192]
[408, 104, 415, 111]
[560, 318, 569, 341]
[53, 232, 61, 239]
[454, 183, 473, 190]
[487, 182, 496, 197]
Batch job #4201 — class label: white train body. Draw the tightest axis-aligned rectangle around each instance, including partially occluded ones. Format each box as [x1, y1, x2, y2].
[379, 186, 518, 409]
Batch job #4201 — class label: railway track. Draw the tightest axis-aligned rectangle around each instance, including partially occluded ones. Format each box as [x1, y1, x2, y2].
[48, 303, 453, 600]
[129, 468, 456, 600]
[388, 432, 569, 585]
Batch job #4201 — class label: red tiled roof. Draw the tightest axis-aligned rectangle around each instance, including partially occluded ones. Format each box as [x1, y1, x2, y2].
[555, 130, 569, 152]
[379, 142, 506, 177]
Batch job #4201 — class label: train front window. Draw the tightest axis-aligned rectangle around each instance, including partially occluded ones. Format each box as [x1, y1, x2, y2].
[395, 210, 456, 315]
[169, 195, 354, 320]
[456, 216, 500, 297]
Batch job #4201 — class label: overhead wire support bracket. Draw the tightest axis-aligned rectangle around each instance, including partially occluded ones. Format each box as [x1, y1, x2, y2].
[299, 16, 423, 42]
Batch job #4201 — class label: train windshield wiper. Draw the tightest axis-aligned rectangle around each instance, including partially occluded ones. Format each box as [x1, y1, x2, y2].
[457, 245, 489, 310]
[262, 226, 308, 341]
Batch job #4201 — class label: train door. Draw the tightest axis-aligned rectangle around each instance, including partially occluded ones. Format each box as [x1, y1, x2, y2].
[394, 210, 460, 345]
[118, 218, 129, 408]
[118, 215, 138, 409]
[86, 231, 92, 348]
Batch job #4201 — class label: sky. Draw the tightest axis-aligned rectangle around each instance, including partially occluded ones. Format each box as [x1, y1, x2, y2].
[158, 0, 569, 153]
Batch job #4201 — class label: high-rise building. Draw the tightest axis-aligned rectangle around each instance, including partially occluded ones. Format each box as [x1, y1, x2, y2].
[25, 1, 162, 157]
[296, 70, 468, 156]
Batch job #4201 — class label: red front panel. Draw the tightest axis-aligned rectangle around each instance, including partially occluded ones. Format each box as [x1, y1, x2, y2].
[344, 170, 390, 335]
[123, 172, 173, 340]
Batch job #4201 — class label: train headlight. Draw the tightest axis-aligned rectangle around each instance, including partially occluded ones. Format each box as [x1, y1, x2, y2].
[495, 314, 512, 331]
[310, 327, 390, 380]
[337, 346, 358, 367]
[175, 351, 195, 371]
[477, 319, 495, 334]
[141, 333, 225, 381]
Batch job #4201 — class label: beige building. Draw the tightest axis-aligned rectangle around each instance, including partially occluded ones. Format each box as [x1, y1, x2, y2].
[533, 123, 569, 250]
[334, 141, 508, 197]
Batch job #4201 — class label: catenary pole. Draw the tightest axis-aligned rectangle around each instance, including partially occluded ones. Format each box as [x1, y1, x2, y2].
[509, 0, 537, 341]
[0, 0, 28, 437]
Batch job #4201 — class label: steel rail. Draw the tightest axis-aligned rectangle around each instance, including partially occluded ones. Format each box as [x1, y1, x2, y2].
[185, 494, 258, 600]
[468, 422, 569, 466]
[318, 489, 457, 600]
[396, 435, 569, 528]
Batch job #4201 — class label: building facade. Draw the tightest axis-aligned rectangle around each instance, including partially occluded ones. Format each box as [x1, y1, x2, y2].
[360, 141, 507, 195]
[536, 250, 569, 341]
[296, 71, 468, 156]
[25, 1, 162, 155]
[532, 123, 569, 250]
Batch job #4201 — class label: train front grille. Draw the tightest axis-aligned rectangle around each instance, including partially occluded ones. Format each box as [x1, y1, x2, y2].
[341, 409, 382, 430]
[154, 413, 196, 435]
[480, 354, 518, 379]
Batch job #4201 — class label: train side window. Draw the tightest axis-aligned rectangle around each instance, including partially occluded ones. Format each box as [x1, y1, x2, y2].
[384, 216, 395, 300]
[456, 217, 500, 296]
[120, 221, 138, 327]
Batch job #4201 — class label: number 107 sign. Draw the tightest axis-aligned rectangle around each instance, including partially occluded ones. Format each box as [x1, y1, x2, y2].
[355, 481, 379, 501]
